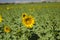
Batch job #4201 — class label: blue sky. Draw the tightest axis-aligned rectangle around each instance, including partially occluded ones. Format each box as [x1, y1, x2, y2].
[0, 0, 41, 3]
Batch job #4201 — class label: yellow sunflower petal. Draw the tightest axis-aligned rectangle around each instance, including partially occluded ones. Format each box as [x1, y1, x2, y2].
[0, 15, 3, 22]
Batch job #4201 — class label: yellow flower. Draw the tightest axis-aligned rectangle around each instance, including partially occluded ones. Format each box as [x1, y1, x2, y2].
[0, 15, 3, 22]
[22, 15, 35, 28]
[7, 7, 10, 10]
[4, 26, 11, 33]
[22, 12, 27, 18]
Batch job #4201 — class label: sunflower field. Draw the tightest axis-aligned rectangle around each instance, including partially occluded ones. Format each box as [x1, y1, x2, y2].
[0, 3, 60, 40]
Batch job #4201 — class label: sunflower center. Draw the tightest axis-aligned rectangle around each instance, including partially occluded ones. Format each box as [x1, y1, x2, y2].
[26, 18, 30, 21]
[6, 27, 9, 30]
[23, 14, 26, 17]
[25, 18, 31, 24]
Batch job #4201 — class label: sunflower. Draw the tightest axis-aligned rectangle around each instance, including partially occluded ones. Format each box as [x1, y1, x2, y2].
[7, 7, 10, 10]
[0, 15, 3, 22]
[4, 26, 11, 33]
[22, 12, 27, 18]
[22, 15, 35, 28]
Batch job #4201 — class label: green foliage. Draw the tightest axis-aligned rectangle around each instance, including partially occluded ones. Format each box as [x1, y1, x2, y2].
[0, 3, 60, 40]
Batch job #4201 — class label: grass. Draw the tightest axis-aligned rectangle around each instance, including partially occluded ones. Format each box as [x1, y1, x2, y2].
[0, 2, 60, 40]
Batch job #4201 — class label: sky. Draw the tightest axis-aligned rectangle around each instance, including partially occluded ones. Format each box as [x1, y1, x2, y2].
[0, 0, 59, 3]
[0, 0, 42, 3]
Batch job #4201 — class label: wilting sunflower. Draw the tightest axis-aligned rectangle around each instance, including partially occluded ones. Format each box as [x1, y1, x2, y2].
[22, 15, 35, 28]
[4, 26, 11, 33]
[0, 15, 3, 22]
